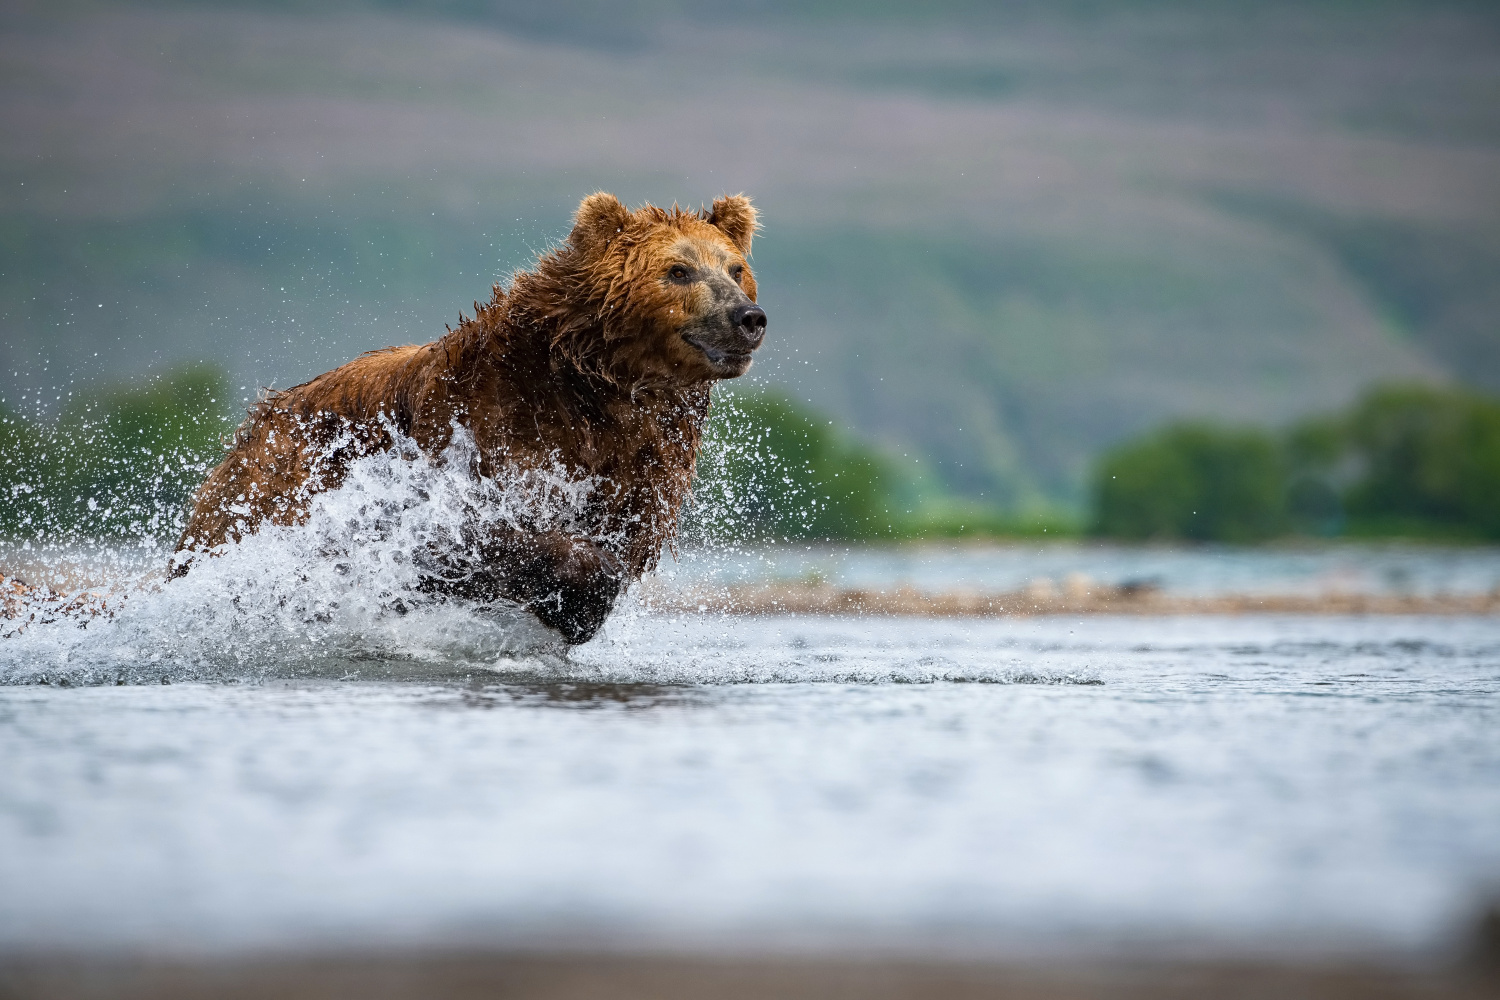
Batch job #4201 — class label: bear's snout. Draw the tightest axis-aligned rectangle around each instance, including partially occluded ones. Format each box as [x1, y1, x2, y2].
[732, 303, 767, 349]
[680, 294, 767, 379]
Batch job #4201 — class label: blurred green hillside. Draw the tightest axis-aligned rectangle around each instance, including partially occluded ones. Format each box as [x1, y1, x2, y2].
[2, 0, 1497, 511]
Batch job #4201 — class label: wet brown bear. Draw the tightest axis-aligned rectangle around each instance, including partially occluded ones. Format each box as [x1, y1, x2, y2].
[172, 192, 765, 644]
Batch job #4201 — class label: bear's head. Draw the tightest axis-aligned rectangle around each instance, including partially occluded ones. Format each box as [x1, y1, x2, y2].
[535, 192, 766, 386]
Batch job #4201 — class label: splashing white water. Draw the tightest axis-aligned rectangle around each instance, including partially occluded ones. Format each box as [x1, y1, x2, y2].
[0, 425, 623, 684]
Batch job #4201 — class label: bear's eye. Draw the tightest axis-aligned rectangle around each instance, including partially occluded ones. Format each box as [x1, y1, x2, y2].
[667, 264, 692, 283]
[729, 264, 744, 282]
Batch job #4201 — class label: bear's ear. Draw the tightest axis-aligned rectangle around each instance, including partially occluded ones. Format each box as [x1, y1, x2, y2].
[570, 192, 631, 255]
[706, 194, 757, 256]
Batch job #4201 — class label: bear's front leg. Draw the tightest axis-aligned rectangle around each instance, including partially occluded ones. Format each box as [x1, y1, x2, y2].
[417, 525, 624, 645]
[518, 536, 625, 645]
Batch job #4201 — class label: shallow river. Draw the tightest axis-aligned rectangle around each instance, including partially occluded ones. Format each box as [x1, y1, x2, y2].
[3, 605, 1499, 960]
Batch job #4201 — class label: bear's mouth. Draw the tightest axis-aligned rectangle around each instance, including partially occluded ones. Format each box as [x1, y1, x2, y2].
[683, 334, 753, 372]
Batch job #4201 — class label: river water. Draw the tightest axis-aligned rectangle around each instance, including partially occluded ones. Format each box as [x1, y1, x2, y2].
[3, 552, 1500, 959]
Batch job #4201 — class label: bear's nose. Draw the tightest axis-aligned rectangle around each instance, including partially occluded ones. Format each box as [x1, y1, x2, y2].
[732, 303, 767, 348]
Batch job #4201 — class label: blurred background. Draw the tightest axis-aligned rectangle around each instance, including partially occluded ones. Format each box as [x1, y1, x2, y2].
[2, 0, 1499, 543]
[6, 8, 1500, 996]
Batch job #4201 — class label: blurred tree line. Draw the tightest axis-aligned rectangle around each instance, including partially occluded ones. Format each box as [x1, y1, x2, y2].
[6, 369, 1490, 547]
[0, 372, 923, 546]
[0, 369, 913, 544]
[1091, 383, 1500, 542]
[0, 367, 233, 543]
[690, 389, 1070, 542]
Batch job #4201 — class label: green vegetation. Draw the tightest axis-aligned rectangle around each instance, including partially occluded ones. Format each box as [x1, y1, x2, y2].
[692, 388, 1078, 542]
[5, 373, 1493, 549]
[895, 501, 1079, 540]
[690, 388, 907, 542]
[1092, 425, 1288, 543]
[0, 367, 233, 542]
[1091, 382, 1500, 542]
[1337, 385, 1500, 538]
[0, 374, 1065, 547]
[0, 374, 917, 545]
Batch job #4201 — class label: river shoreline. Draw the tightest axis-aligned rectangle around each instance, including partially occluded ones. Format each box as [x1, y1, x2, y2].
[642, 580, 1500, 617]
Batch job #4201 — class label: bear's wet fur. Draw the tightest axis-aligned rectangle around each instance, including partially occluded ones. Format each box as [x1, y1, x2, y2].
[172, 192, 764, 644]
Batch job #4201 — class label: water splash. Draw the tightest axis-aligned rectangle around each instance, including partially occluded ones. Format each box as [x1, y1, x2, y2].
[2, 408, 1101, 688]
[0, 425, 612, 684]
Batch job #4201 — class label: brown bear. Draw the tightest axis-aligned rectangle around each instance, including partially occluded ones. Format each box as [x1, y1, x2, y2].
[170, 192, 765, 644]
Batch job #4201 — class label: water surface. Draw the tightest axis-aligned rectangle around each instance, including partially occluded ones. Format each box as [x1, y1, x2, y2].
[3, 612, 1497, 959]
[663, 540, 1500, 598]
